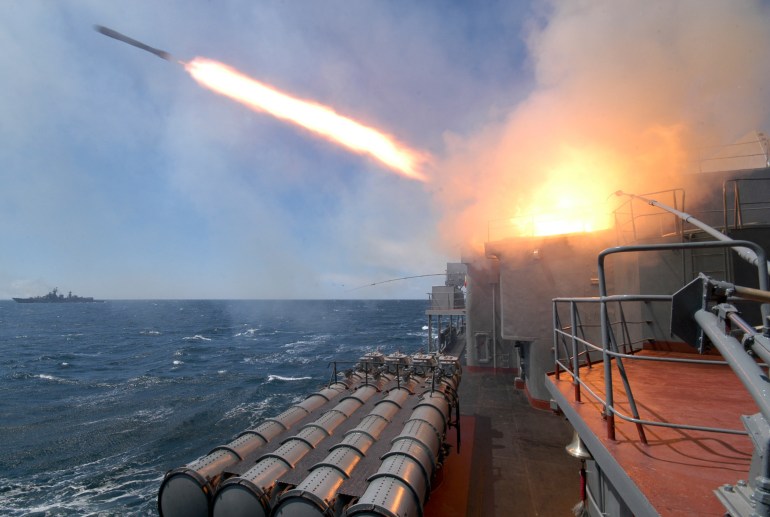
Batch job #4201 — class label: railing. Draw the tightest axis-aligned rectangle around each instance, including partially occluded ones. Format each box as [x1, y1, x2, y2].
[723, 177, 770, 231]
[613, 188, 685, 244]
[426, 291, 465, 310]
[553, 295, 746, 443]
[553, 240, 769, 442]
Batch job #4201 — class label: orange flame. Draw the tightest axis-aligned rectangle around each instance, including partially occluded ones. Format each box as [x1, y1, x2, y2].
[185, 57, 428, 181]
[490, 147, 617, 239]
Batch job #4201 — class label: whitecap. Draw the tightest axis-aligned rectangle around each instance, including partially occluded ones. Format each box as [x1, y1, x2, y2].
[172, 360, 183, 366]
[183, 335, 211, 341]
[35, 373, 77, 384]
[267, 374, 312, 382]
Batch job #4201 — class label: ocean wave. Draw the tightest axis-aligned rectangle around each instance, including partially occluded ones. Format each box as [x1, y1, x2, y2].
[267, 374, 312, 382]
[218, 397, 275, 424]
[17, 373, 80, 385]
[140, 329, 161, 336]
[234, 328, 259, 337]
[132, 407, 173, 424]
[244, 354, 314, 366]
[183, 335, 211, 341]
[0, 452, 160, 516]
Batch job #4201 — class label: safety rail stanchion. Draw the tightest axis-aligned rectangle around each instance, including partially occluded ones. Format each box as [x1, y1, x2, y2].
[618, 302, 633, 355]
[575, 309, 593, 368]
[553, 302, 561, 380]
[606, 315, 648, 444]
[571, 301, 581, 402]
[599, 296, 615, 440]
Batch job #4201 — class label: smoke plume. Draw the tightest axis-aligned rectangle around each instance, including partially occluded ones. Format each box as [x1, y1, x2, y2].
[434, 0, 770, 252]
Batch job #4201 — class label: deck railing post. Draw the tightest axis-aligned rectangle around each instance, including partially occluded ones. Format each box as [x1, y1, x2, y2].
[553, 301, 560, 380]
[571, 301, 581, 402]
[601, 298, 615, 440]
[598, 253, 616, 441]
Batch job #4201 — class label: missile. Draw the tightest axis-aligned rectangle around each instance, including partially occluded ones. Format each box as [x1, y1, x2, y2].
[95, 25, 175, 62]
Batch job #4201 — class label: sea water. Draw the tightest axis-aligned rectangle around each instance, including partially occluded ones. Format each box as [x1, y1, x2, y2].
[0, 299, 429, 515]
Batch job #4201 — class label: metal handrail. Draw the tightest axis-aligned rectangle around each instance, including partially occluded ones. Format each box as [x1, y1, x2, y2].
[553, 297, 749, 437]
[723, 177, 770, 231]
[613, 188, 685, 243]
[554, 239, 768, 441]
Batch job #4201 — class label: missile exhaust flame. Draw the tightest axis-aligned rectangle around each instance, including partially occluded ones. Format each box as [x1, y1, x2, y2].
[184, 58, 428, 181]
[95, 25, 429, 181]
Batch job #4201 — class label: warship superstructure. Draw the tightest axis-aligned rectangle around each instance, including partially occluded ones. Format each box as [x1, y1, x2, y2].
[12, 288, 100, 303]
[459, 131, 770, 516]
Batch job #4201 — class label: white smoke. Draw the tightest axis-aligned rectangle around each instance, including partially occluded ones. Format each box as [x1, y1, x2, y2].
[434, 0, 770, 251]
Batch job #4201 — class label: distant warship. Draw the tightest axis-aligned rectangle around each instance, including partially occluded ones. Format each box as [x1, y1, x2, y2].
[12, 288, 100, 303]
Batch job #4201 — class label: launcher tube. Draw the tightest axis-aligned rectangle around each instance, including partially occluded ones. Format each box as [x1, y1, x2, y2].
[212, 384, 381, 517]
[344, 372, 459, 517]
[158, 381, 350, 517]
[273, 387, 413, 516]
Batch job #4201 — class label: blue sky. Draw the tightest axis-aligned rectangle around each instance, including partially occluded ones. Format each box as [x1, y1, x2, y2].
[2, 1, 769, 299]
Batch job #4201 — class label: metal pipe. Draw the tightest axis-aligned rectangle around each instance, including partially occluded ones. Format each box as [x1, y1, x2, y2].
[710, 281, 770, 304]
[616, 190, 770, 272]
[598, 240, 769, 336]
[695, 308, 770, 422]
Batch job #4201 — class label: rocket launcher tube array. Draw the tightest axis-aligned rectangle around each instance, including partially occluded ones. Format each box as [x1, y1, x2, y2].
[158, 381, 352, 517]
[345, 382, 458, 517]
[212, 384, 381, 517]
[273, 387, 412, 516]
[158, 352, 461, 517]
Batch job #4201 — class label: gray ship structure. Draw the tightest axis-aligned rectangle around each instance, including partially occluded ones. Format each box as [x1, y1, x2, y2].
[12, 288, 101, 303]
[159, 131, 770, 516]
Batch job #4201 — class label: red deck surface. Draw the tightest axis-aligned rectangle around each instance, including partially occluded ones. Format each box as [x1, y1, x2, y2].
[424, 416, 474, 517]
[548, 350, 757, 516]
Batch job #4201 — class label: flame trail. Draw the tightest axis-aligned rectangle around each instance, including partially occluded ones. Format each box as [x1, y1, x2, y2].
[185, 57, 428, 181]
[95, 26, 428, 180]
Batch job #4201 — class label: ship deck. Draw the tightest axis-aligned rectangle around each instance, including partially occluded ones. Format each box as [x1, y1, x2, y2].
[546, 349, 757, 516]
[425, 364, 581, 516]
